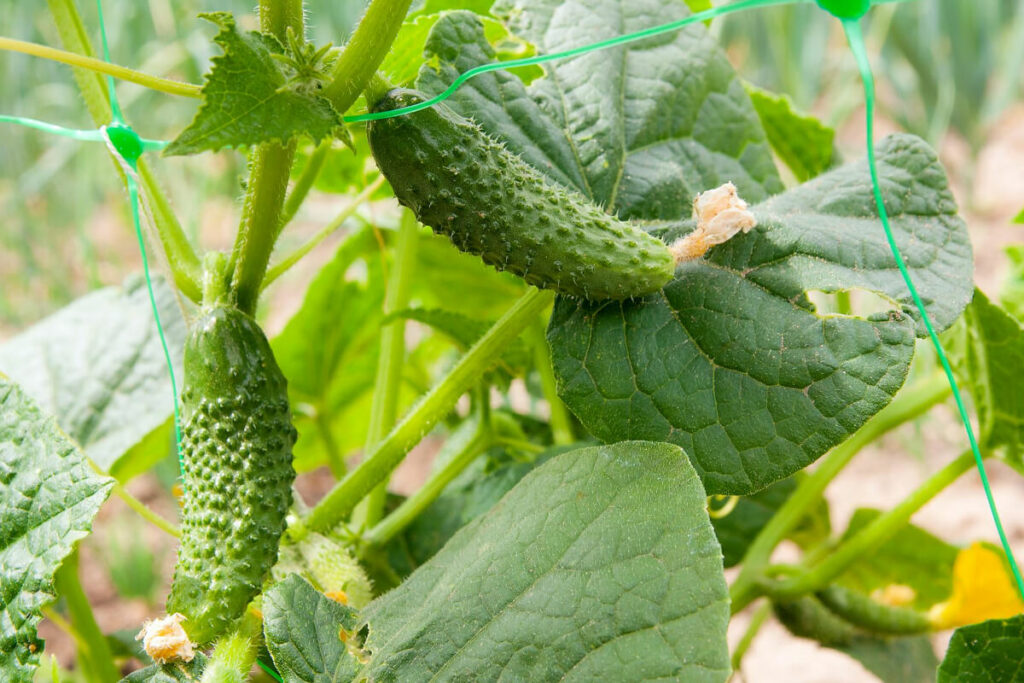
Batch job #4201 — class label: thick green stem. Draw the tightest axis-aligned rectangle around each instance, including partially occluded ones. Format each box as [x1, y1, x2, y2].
[279, 138, 332, 229]
[199, 613, 261, 683]
[766, 450, 977, 601]
[306, 288, 555, 533]
[46, 0, 203, 302]
[322, 0, 413, 113]
[55, 551, 118, 683]
[0, 37, 201, 97]
[730, 600, 771, 676]
[352, 210, 420, 528]
[730, 373, 950, 613]
[363, 411, 494, 548]
[229, 0, 304, 312]
[527, 321, 574, 445]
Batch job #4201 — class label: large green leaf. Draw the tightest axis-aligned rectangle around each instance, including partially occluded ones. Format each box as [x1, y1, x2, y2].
[549, 134, 971, 494]
[0, 377, 113, 682]
[836, 508, 958, 611]
[0, 275, 184, 476]
[938, 615, 1024, 682]
[361, 441, 730, 682]
[952, 289, 1024, 473]
[165, 12, 342, 155]
[412, 8, 970, 495]
[263, 574, 361, 683]
[745, 83, 835, 182]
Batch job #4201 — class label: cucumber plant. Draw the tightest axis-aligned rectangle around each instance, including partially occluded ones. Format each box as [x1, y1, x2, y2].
[1, 0, 1023, 682]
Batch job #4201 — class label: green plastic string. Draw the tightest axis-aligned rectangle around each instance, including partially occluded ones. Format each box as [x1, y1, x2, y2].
[343, 0, 814, 123]
[840, 16, 1024, 599]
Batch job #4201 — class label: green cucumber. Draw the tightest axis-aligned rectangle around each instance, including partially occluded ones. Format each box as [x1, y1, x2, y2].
[816, 585, 930, 635]
[367, 88, 676, 300]
[773, 596, 859, 647]
[167, 304, 296, 645]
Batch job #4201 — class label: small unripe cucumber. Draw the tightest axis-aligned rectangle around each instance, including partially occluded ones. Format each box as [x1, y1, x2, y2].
[815, 585, 930, 635]
[773, 596, 859, 647]
[367, 89, 676, 300]
[167, 305, 296, 645]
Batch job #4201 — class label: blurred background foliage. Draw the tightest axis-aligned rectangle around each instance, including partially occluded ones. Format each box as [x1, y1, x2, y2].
[0, 0, 1022, 330]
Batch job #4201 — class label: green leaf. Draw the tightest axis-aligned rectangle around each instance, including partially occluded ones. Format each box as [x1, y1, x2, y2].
[410, 0, 494, 18]
[1015, 207, 1024, 224]
[272, 230, 385, 472]
[0, 377, 113, 682]
[938, 615, 1024, 682]
[416, 7, 783, 214]
[952, 289, 1024, 473]
[362, 441, 730, 682]
[711, 474, 829, 568]
[263, 574, 361, 683]
[549, 134, 971, 495]
[745, 83, 835, 181]
[0, 275, 184, 477]
[165, 12, 342, 156]
[413, 7, 970, 495]
[122, 653, 208, 682]
[836, 508, 958, 611]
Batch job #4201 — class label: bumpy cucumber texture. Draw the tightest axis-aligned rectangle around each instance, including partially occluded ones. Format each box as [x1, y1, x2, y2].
[367, 89, 676, 300]
[167, 304, 296, 645]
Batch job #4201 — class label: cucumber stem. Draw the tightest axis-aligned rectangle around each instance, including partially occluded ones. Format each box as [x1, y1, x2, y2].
[351, 209, 419, 529]
[229, 0, 305, 313]
[199, 613, 261, 683]
[54, 551, 119, 683]
[322, 0, 412, 113]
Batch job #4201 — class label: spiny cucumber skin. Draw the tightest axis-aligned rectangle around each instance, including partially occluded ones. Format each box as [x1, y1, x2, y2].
[367, 89, 675, 300]
[167, 305, 296, 645]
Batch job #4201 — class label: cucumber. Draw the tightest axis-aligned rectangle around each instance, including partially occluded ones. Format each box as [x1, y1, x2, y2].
[367, 88, 676, 300]
[773, 596, 859, 647]
[816, 585, 930, 635]
[167, 304, 296, 645]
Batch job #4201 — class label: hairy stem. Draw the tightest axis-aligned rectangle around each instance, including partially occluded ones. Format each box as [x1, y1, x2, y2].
[363, 413, 492, 548]
[199, 613, 261, 683]
[0, 37, 200, 97]
[261, 175, 386, 289]
[766, 449, 978, 600]
[54, 551, 119, 683]
[730, 373, 951, 613]
[306, 288, 555, 533]
[322, 0, 413, 113]
[228, 0, 305, 312]
[352, 209, 420, 528]
[47, 0, 203, 302]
